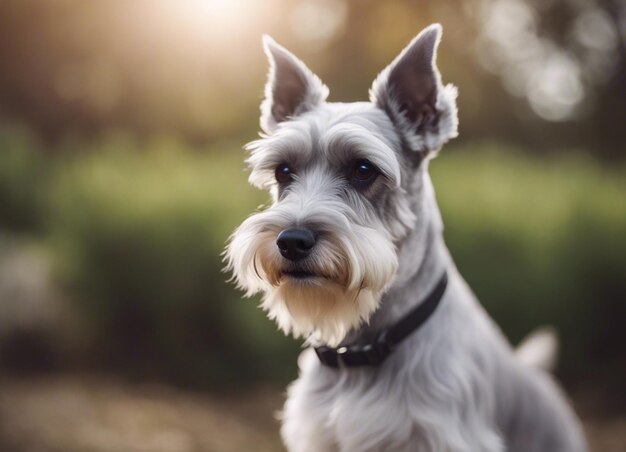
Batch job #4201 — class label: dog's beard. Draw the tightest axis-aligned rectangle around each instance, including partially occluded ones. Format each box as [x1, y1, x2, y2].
[226, 211, 398, 346]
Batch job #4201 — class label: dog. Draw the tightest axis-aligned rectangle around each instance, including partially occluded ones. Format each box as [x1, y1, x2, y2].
[226, 24, 587, 452]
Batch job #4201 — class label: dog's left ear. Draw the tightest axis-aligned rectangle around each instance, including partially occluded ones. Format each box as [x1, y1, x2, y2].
[260, 36, 329, 134]
[370, 24, 458, 154]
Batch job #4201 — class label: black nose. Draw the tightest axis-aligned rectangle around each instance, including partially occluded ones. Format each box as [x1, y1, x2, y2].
[276, 228, 316, 261]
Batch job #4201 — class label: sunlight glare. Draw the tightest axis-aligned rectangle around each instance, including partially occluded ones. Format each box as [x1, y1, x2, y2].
[161, 0, 263, 41]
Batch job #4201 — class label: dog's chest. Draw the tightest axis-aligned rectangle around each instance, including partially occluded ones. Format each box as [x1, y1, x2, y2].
[283, 352, 444, 451]
[281, 348, 502, 452]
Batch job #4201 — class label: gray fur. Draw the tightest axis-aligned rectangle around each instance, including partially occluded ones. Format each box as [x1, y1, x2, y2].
[226, 24, 586, 452]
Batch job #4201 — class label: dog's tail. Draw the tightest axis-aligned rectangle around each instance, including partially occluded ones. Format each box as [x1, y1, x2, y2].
[515, 326, 559, 372]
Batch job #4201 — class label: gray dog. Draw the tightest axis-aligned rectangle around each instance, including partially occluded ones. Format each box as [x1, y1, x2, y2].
[226, 24, 586, 452]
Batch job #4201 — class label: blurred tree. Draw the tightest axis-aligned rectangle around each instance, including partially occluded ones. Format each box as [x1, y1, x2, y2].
[0, 0, 624, 157]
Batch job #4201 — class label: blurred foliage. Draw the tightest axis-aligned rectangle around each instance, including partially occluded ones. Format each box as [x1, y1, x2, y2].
[0, 126, 48, 232]
[0, 127, 300, 386]
[0, 126, 624, 388]
[46, 138, 301, 386]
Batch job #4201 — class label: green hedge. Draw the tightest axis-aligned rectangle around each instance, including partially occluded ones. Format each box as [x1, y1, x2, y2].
[0, 127, 624, 386]
[45, 136, 299, 385]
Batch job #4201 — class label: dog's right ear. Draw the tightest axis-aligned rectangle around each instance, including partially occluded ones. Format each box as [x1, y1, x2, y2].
[260, 36, 329, 134]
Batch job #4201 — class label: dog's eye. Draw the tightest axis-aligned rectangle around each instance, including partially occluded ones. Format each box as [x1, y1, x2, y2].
[350, 160, 378, 187]
[275, 163, 293, 184]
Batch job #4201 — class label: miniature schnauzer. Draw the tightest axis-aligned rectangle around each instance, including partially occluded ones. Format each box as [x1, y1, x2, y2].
[226, 24, 586, 452]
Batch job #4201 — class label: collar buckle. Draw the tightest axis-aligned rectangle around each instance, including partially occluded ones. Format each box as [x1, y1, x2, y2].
[313, 330, 393, 368]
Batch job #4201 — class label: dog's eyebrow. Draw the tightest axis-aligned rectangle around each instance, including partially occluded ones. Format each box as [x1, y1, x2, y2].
[246, 125, 315, 188]
[323, 123, 401, 187]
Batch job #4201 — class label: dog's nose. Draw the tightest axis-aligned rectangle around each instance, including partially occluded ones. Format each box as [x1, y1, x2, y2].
[276, 228, 316, 261]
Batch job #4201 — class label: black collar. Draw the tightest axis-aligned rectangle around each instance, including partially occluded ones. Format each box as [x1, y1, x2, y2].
[314, 271, 448, 368]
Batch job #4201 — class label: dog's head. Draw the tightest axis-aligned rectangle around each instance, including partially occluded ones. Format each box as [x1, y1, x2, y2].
[226, 24, 458, 346]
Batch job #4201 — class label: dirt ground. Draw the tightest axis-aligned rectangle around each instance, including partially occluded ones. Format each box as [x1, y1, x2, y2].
[0, 374, 624, 452]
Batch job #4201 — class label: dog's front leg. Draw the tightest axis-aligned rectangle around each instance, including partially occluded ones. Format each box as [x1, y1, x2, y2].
[280, 349, 340, 452]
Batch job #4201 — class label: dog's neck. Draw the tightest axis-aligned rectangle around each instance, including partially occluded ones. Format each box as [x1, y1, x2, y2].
[341, 169, 450, 345]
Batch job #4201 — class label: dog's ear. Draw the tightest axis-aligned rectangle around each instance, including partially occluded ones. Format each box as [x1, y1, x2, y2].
[370, 24, 458, 154]
[260, 36, 329, 134]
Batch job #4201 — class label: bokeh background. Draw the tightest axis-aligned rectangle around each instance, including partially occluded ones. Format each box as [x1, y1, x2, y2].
[0, 0, 625, 450]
